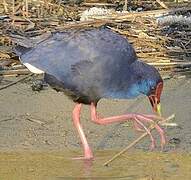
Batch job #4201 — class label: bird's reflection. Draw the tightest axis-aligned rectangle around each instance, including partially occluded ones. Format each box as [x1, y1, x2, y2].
[82, 159, 93, 177]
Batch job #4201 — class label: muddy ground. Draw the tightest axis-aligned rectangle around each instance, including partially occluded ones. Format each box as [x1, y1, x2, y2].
[0, 74, 191, 152]
[0, 74, 190, 179]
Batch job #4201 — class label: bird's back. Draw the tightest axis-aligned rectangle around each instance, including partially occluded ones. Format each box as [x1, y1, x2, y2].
[17, 27, 138, 104]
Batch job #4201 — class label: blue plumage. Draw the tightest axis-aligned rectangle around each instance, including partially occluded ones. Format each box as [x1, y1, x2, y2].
[16, 27, 162, 105]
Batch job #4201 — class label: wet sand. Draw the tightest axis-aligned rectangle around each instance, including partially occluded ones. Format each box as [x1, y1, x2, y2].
[0, 74, 191, 179]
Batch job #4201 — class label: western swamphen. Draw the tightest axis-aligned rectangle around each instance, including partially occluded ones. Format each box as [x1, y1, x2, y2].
[15, 27, 165, 160]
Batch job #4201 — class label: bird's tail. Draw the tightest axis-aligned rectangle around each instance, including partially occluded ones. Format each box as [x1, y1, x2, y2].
[11, 34, 35, 56]
[10, 32, 51, 56]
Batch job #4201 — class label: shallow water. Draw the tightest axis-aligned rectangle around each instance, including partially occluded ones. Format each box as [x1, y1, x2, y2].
[0, 150, 191, 180]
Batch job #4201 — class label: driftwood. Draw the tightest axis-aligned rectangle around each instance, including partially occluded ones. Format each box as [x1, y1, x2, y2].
[157, 15, 191, 26]
[0, 73, 33, 91]
[0, 69, 30, 76]
[82, 3, 117, 7]
[156, 0, 168, 9]
[0, 1, 190, 79]
[85, 7, 191, 21]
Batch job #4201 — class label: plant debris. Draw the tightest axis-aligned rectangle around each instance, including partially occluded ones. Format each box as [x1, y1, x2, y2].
[0, 1, 190, 79]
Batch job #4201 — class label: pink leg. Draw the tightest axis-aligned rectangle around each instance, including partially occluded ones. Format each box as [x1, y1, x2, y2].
[72, 103, 93, 160]
[136, 114, 166, 149]
[134, 117, 156, 149]
[90, 103, 166, 149]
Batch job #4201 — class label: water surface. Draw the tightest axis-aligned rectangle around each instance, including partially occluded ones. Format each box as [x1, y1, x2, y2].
[0, 150, 191, 180]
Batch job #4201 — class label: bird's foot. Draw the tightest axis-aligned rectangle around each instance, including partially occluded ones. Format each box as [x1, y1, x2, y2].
[131, 113, 166, 150]
[90, 103, 166, 150]
[72, 149, 94, 160]
[133, 120, 146, 132]
[72, 156, 94, 160]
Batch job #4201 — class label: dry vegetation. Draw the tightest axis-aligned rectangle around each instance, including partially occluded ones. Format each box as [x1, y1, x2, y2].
[0, 0, 191, 78]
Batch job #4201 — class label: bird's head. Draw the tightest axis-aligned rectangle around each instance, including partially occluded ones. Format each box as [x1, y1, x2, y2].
[132, 61, 163, 116]
[147, 81, 163, 116]
[137, 78, 163, 116]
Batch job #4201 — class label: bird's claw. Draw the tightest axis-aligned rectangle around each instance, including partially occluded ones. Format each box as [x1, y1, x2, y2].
[131, 113, 166, 150]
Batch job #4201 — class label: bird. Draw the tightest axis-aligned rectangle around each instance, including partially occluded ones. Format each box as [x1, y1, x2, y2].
[14, 27, 165, 160]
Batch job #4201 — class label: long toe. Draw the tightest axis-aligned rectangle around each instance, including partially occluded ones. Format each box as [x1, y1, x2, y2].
[72, 156, 94, 161]
[144, 115, 166, 149]
[142, 114, 165, 121]
[134, 117, 156, 150]
[133, 121, 145, 132]
[134, 114, 166, 150]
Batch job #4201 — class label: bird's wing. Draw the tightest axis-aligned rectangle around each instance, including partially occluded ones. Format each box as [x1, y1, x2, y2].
[16, 28, 137, 87]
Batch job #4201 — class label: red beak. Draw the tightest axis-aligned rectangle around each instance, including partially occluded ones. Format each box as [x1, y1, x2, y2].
[148, 82, 163, 114]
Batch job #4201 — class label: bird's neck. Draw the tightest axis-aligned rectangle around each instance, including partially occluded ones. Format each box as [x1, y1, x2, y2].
[127, 79, 155, 98]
